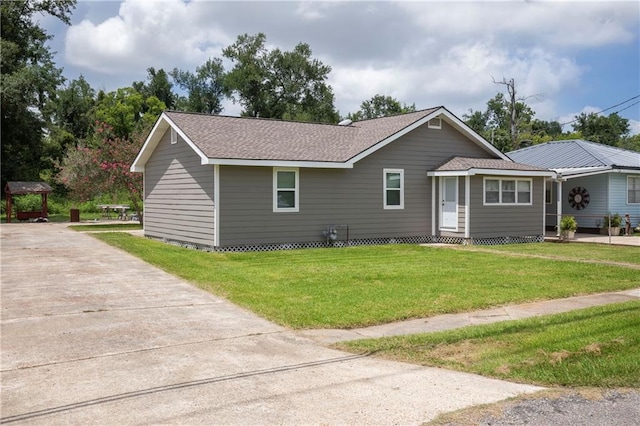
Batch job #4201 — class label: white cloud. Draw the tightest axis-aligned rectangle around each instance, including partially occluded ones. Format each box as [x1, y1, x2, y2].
[58, 0, 637, 124]
[399, 1, 638, 49]
[65, 0, 230, 74]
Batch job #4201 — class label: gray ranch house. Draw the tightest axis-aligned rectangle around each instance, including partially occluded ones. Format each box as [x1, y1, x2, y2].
[509, 140, 640, 232]
[131, 107, 554, 251]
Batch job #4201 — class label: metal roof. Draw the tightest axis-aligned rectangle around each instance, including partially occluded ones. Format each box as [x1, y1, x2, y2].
[5, 181, 53, 195]
[507, 139, 640, 169]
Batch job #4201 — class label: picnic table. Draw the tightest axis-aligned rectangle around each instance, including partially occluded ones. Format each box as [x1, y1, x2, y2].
[98, 204, 130, 220]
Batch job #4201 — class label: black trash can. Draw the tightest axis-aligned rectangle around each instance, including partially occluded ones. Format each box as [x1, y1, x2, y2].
[70, 208, 80, 222]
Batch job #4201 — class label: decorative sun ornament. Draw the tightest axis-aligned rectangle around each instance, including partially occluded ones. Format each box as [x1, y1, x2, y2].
[568, 187, 590, 210]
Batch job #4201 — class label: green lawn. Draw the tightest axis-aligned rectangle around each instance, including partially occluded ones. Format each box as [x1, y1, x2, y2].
[70, 223, 142, 232]
[463, 242, 640, 265]
[338, 301, 640, 388]
[92, 233, 639, 329]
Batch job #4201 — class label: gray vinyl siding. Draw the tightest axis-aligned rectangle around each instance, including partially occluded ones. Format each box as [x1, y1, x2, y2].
[218, 121, 491, 246]
[144, 130, 215, 246]
[469, 176, 544, 238]
[611, 174, 640, 217]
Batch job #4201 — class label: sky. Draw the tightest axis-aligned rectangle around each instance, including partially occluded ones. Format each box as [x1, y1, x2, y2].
[40, 0, 640, 135]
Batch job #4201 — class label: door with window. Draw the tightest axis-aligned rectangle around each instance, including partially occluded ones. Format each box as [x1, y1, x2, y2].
[441, 177, 458, 229]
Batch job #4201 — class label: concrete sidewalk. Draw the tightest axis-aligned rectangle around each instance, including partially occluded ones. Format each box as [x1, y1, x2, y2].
[298, 288, 640, 344]
[0, 223, 542, 425]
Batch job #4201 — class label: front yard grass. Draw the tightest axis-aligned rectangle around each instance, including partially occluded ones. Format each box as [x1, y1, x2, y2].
[337, 301, 640, 388]
[93, 233, 639, 329]
[70, 223, 142, 232]
[462, 242, 640, 266]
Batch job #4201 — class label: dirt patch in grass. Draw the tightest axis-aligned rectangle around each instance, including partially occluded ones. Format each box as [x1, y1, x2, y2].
[428, 388, 640, 425]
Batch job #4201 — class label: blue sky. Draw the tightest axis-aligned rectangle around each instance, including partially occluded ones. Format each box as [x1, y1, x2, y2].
[42, 0, 640, 134]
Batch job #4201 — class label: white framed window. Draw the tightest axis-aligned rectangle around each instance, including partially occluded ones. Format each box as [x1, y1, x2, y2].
[484, 177, 532, 205]
[384, 169, 404, 209]
[170, 128, 177, 144]
[273, 168, 299, 212]
[629, 176, 640, 204]
[428, 118, 442, 129]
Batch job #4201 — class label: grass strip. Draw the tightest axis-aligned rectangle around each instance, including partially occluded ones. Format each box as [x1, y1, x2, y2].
[70, 223, 142, 232]
[461, 242, 640, 265]
[338, 301, 640, 388]
[93, 233, 639, 329]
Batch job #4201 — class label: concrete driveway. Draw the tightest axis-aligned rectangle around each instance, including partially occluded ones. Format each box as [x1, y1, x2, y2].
[1, 223, 541, 425]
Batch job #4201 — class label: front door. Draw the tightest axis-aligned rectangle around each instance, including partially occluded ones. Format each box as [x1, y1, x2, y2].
[441, 177, 458, 229]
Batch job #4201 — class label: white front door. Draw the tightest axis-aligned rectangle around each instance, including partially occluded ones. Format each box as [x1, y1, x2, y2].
[441, 177, 458, 229]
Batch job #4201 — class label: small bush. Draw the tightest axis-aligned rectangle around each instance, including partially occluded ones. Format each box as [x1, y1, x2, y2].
[12, 194, 43, 212]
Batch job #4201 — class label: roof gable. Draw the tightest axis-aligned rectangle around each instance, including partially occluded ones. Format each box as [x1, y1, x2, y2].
[132, 107, 508, 172]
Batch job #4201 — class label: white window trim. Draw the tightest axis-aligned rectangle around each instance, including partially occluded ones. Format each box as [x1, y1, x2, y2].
[628, 176, 640, 205]
[170, 128, 177, 144]
[273, 167, 299, 212]
[383, 168, 404, 209]
[483, 177, 533, 206]
[428, 118, 442, 129]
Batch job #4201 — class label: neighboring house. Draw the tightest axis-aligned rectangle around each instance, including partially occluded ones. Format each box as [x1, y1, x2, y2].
[131, 107, 554, 251]
[508, 140, 640, 232]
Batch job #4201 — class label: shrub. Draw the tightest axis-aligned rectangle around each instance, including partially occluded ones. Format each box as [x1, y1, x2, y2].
[603, 213, 622, 228]
[559, 215, 577, 232]
[12, 194, 43, 213]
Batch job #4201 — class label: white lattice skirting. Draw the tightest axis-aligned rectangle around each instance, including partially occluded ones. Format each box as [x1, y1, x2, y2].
[152, 234, 545, 253]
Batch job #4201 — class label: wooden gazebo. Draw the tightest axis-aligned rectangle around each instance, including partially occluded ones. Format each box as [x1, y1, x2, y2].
[5, 182, 52, 223]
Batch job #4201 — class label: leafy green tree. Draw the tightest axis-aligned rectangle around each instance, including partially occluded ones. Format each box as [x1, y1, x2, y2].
[619, 134, 640, 152]
[571, 112, 630, 146]
[1, 0, 76, 190]
[464, 92, 538, 152]
[223, 33, 339, 123]
[133, 67, 175, 110]
[347, 95, 416, 121]
[93, 88, 165, 140]
[170, 59, 225, 114]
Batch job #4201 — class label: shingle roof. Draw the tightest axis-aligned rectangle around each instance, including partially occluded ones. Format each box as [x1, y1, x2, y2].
[508, 140, 640, 169]
[435, 157, 550, 172]
[5, 181, 53, 195]
[165, 108, 441, 163]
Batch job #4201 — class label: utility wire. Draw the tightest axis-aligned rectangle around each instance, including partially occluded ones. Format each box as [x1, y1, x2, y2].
[560, 94, 640, 126]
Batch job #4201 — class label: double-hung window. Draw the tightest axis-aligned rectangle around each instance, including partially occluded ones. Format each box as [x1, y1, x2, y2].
[384, 169, 404, 209]
[629, 176, 640, 204]
[273, 168, 299, 212]
[484, 177, 532, 205]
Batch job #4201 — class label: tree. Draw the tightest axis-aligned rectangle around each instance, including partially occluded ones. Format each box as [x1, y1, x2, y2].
[1, 0, 76, 191]
[463, 90, 539, 152]
[347, 95, 416, 121]
[223, 33, 339, 123]
[93, 87, 165, 140]
[56, 123, 145, 223]
[134, 67, 175, 110]
[571, 112, 630, 146]
[171, 59, 225, 114]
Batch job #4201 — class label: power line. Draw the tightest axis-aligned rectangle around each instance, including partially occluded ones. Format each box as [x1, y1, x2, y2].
[560, 94, 640, 126]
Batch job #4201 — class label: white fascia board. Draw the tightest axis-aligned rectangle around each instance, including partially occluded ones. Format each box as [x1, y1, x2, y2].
[203, 158, 352, 169]
[428, 169, 555, 178]
[468, 168, 556, 177]
[130, 114, 168, 172]
[612, 168, 640, 174]
[556, 166, 612, 179]
[347, 108, 508, 166]
[130, 113, 209, 172]
[347, 108, 446, 165]
[437, 109, 510, 160]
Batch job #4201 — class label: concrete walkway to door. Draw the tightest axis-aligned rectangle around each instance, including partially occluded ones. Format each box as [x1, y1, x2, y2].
[0, 223, 541, 425]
